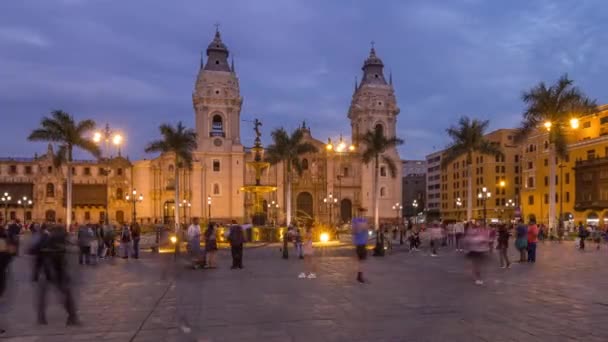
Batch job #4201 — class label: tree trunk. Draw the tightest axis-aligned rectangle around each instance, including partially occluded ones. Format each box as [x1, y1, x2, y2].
[466, 162, 473, 222]
[286, 162, 292, 226]
[548, 144, 556, 230]
[374, 155, 379, 229]
[66, 146, 73, 230]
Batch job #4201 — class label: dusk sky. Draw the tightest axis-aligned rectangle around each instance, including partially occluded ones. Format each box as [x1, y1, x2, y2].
[1, 0, 606, 161]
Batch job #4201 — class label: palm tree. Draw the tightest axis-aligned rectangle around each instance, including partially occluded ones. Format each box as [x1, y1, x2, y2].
[266, 127, 318, 226]
[359, 127, 404, 229]
[441, 116, 503, 222]
[145, 122, 197, 238]
[515, 74, 596, 231]
[28, 110, 100, 228]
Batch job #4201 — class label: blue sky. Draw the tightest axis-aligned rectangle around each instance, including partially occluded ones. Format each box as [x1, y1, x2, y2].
[0, 0, 606, 160]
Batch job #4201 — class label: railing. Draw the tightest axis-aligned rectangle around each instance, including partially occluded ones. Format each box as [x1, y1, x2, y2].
[209, 131, 225, 138]
[575, 155, 608, 167]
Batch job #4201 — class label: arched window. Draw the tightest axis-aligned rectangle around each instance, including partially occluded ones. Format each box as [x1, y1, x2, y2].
[213, 183, 220, 195]
[116, 188, 123, 200]
[301, 158, 309, 170]
[380, 187, 386, 197]
[212, 115, 223, 132]
[46, 183, 55, 198]
[375, 123, 384, 135]
[168, 165, 174, 173]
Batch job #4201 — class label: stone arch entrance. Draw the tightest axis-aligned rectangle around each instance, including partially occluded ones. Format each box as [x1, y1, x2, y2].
[340, 198, 353, 223]
[163, 201, 175, 224]
[116, 210, 125, 224]
[296, 192, 314, 225]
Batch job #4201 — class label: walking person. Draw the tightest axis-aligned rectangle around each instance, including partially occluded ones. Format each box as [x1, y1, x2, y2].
[204, 223, 218, 268]
[7, 219, 21, 258]
[429, 223, 442, 257]
[119, 224, 132, 259]
[527, 219, 539, 263]
[515, 219, 528, 262]
[103, 223, 116, 257]
[301, 227, 316, 278]
[294, 229, 303, 259]
[352, 218, 369, 283]
[130, 222, 141, 259]
[454, 221, 465, 252]
[228, 224, 245, 269]
[465, 224, 490, 285]
[0, 222, 17, 335]
[77, 224, 93, 265]
[577, 222, 588, 250]
[497, 224, 511, 268]
[33, 224, 80, 326]
[187, 218, 202, 268]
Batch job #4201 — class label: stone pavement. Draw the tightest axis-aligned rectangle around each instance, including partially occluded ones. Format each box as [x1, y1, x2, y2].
[1, 241, 607, 342]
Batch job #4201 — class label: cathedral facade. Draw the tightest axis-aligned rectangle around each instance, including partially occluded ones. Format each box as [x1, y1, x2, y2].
[0, 30, 402, 227]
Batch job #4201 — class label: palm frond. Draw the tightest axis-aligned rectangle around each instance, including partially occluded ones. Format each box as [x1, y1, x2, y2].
[381, 155, 398, 178]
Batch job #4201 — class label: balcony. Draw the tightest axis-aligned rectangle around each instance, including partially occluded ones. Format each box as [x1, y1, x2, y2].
[209, 131, 225, 138]
[574, 155, 608, 168]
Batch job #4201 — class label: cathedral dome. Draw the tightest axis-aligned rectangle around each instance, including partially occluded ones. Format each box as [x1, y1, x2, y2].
[203, 29, 231, 72]
[360, 45, 387, 86]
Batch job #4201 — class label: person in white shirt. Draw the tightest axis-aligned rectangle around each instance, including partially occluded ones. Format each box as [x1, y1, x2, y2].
[187, 218, 202, 262]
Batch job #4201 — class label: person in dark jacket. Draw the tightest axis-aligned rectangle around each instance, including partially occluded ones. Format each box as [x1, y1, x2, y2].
[33, 224, 80, 326]
[497, 224, 511, 268]
[77, 224, 93, 265]
[131, 223, 141, 259]
[578, 222, 588, 250]
[7, 219, 21, 258]
[228, 224, 244, 269]
[0, 223, 14, 334]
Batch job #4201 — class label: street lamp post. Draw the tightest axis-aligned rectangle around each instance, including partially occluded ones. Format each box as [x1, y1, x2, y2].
[207, 196, 212, 222]
[505, 199, 515, 222]
[267, 200, 279, 227]
[412, 200, 419, 225]
[323, 193, 338, 227]
[392, 202, 403, 245]
[179, 199, 192, 224]
[478, 187, 491, 227]
[1, 192, 11, 222]
[93, 124, 123, 224]
[125, 189, 143, 224]
[325, 135, 355, 223]
[17, 196, 32, 223]
[456, 197, 463, 220]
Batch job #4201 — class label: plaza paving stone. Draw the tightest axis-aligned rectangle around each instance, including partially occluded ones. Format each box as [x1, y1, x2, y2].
[1, 239, 607, 341]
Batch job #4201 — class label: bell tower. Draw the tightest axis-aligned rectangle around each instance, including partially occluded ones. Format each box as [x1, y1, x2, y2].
[347, 44, 402, 223]
[193, 28, 243, 152]
[191, 28, 244, 222]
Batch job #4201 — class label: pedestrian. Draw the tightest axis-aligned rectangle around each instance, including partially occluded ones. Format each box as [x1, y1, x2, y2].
[294, 229, 303, 259]
[228, 224, 244, 269]
[103, 223, 116, 257]
[591, 227, 602, 250]
[29, 224, 49, 281]
[77, 224, 93, 265]
[515, 219, 528, 262]
[577, 222, 588, 250]
[204, 223, 218, 268]
[95, 224, 105, 258]
[131, 222, 141, 259]
[352, 218, 369, 283]
[429, 222, 442, 257]
[119, 224, 132, 259]
[465, 224, 490, 285]
[447, 222, 455, 247]
[7, 219, 21, 258]
[497, 224, 511, 268]
[454, 221, 465, 252]
[409, 228, 421, 251]
[187, 218, 203, 268]
[300, 227, 315, 278]
[527, 219, 539, 263]
[32, 224, 80, 326]
[0, 221, 17, 335]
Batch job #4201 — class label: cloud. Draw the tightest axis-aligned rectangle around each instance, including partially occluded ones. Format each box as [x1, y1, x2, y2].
[0, 27, 50, 47]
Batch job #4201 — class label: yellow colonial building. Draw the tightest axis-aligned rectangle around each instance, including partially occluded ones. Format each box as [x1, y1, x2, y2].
[520, 105, 608, 230]
[439, 129, 521, 222]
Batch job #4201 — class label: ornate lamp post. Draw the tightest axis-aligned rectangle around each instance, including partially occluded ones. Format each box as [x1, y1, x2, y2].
[125, 189, 143, 224]
[323, 193, 338, 227]
[1, 192, 11, 222]
[412, 199, 419, 225]
[93, 124, 123, 224]
[267, 200, 279, 227]
[325, 135, 356, 223]
[17, 196, 32, 223]
[456, 197, 463, 220]
[478, 187, 491, 227]
[207, 195, 212, 222]
[179, 199, 192, 224]
[505, 198, 515, 222]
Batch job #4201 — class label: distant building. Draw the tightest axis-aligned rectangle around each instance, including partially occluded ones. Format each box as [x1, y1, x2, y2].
[425, 151, 442, 219]
[402, 160, 426, 218]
